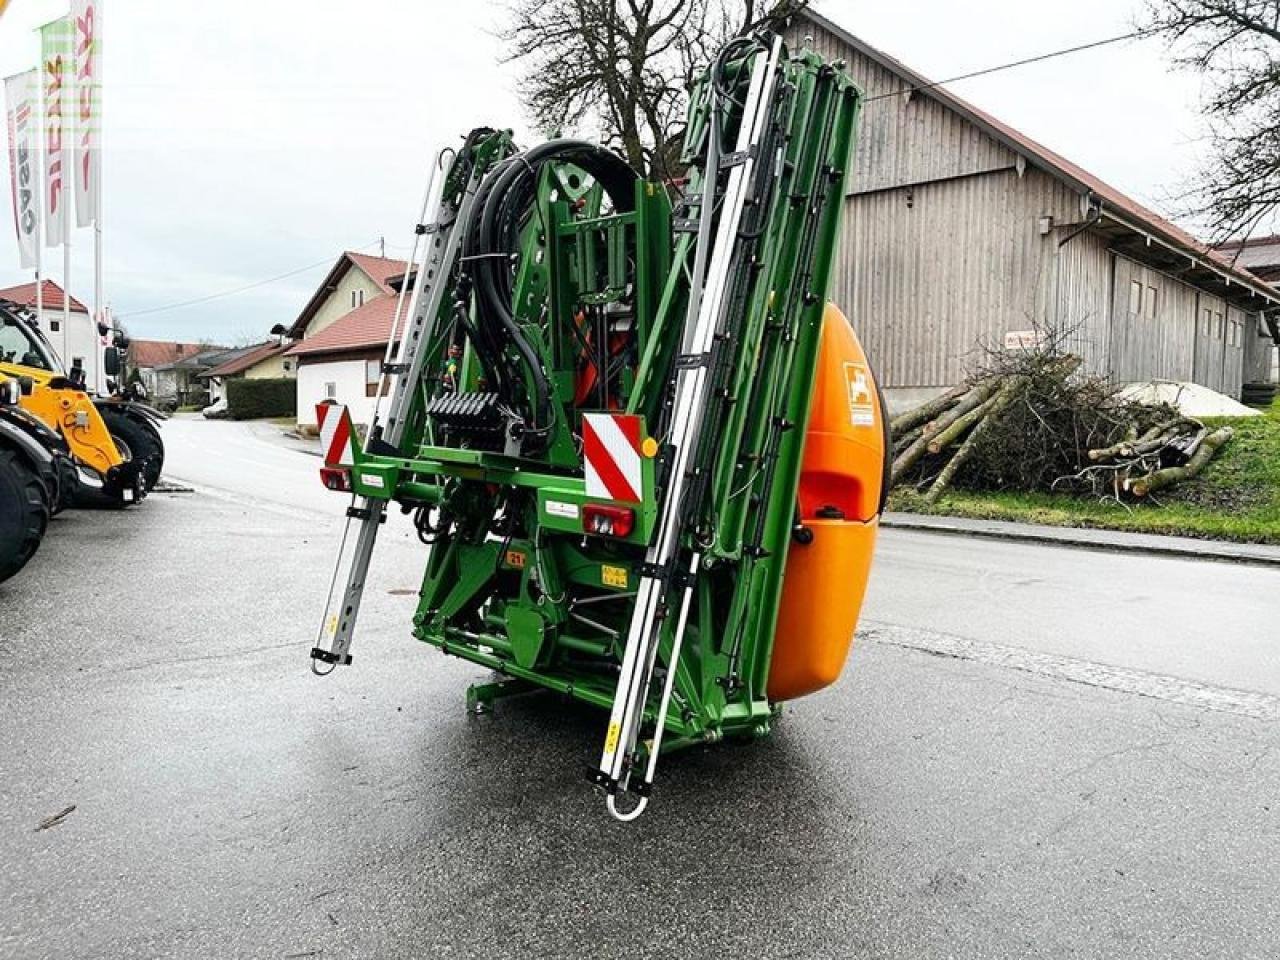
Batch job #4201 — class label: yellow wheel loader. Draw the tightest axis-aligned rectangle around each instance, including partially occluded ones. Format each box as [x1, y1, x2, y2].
[0, 300, 162, 507]
[0, 374, 69, 583]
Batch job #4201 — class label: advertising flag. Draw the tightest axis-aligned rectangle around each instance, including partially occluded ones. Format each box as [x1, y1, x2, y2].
[71, 0, 99, 228]
[4, 70, 40, 269]
[41, 17, 73, 247]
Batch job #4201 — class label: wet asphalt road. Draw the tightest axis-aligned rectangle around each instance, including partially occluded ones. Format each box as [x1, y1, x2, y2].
[2, 420, 1279, 959]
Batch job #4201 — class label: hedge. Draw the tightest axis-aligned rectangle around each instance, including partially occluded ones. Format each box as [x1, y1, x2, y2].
[226, 378, 296, 420]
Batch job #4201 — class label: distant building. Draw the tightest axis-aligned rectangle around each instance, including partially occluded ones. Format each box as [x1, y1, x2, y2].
[200, 340, 295, 406]
[789, 10, 1280, 406]
[127, 339, 207, 398]
[0, 279, 107, 391]
[1216, 236, 1280, 286]
[283, 251, 410, 428]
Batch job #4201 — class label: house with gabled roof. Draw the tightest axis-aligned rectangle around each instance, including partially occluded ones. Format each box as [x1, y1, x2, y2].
[283, 252, 410, 429]
[790, 10, 1280, 406]
[0, 279, 107, 389]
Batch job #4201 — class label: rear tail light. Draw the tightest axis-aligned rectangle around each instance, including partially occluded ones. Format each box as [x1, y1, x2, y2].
[583, 503, 634, 538]
[320, 467, 352, 491]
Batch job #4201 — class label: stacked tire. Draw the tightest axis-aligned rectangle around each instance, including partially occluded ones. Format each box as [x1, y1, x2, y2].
[1242, 382, 1278, 409]
[0, 448, 50, 585]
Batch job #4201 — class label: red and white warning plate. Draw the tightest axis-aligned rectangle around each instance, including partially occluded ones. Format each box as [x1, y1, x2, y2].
[582, 413, 643, 503]
[316, 403, 355, 467]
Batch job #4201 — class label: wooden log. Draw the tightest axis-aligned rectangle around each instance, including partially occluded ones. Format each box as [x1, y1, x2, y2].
[890, 380, 999, 485]
[922, 380, 999, 439]
[927, 394, 997, 454]
[890, 383, 969, 436]
[922, 378, 1023, 503]
[1130, 427, 1234, 497]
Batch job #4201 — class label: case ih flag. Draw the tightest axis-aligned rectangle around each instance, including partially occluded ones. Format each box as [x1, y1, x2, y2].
[582, 413, 643, 504]
[40, 17, 72, 247]
[4, 70, 39, 269]
[71, 0, 100, 228]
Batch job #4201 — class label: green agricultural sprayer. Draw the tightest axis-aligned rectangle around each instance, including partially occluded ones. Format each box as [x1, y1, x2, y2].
[311, 28, 889, 820]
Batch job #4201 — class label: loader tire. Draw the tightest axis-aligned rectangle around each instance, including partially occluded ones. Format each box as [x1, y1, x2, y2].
[100, 408, 164, 492]
[0, 449, 50, 585]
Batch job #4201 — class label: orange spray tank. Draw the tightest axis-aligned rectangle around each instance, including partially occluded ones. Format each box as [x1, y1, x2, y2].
[768, 304, 888, 702]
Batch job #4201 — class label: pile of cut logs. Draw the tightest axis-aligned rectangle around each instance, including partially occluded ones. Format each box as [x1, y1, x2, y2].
[889, 354, 1234, 503]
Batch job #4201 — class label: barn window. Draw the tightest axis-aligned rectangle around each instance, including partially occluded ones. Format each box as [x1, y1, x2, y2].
[1202, 308, 1212, 337]
[1146, 287, 1158, 319]
[1216, 312, 1225, 340]
[1129, 280, 1143, 314]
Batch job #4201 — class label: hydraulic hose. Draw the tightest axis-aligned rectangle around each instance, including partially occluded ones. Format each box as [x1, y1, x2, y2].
[462, 140, 638, 451]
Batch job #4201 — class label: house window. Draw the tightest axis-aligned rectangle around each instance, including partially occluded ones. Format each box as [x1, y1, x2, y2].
[49, 319, 60, 332]
[1129, 280, 1142, 315]
[325, 382, 337, 400]
[365, 358, 388, 398]
[350, 289, 365, 309]
[1146, 287, 1158, 319]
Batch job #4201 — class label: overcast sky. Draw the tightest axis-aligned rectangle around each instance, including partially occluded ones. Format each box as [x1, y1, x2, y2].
[0, 0, 1208, 344]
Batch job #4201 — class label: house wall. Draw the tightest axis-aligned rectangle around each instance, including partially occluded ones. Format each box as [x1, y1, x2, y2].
[36, 308, 106, 393]
[245, 353, 292, 379]
[303, 268, 382, 340]
[296, 353, 379, 428]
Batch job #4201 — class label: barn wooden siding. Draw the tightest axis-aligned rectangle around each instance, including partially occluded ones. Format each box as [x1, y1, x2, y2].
[794, 25, 1017, 195]
[793, 17, 1273, 396]
[1244, 317, 1278, 383]
[833, 167, 1085, 387]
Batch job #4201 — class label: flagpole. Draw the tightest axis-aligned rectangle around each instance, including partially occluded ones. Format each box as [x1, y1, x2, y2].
[34, 69, 44, 325]
[93, 2, 103, 389]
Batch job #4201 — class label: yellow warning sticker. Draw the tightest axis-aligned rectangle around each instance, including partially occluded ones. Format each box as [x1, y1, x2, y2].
[325, 614, 338, 637]
[601, 564, 629, 589]
[604, 722, 621, 754]
[505, 549, 527, 569]
[844, 361, 876, 427]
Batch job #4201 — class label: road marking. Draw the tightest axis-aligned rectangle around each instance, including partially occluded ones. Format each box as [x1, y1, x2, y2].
[864, 623, 1280, 722]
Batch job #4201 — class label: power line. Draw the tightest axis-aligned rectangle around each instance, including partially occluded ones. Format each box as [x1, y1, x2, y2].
[117, 239, 382, 319]
[863, 29, 1152, 104]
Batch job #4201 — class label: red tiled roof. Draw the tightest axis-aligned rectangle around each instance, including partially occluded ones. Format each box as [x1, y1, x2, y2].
[128, 339, 208, 368]
[344, 252, 409, 294]
[202, 340, 291, 378]
[0, 279, 89, 313]
[285, 294, 398, 358]
[803, 10, 1280, 306]
[287, 251, 410, 339]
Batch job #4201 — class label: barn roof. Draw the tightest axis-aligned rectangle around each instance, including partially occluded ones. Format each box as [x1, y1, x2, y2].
[800, 10, 1280, 309]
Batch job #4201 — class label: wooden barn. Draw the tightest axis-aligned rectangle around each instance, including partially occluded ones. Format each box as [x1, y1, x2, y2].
[791, 10, 1280, 409]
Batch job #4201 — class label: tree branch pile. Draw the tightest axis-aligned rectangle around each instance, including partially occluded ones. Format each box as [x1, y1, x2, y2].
[890, 343, 1235, 505]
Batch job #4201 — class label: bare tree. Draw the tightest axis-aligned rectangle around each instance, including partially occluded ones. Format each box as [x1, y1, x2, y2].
[1143, 0, 1280, 242]
[501, 0, 806, 179]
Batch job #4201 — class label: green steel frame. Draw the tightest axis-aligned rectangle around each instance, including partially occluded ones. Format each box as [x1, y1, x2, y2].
[340, 34, 863, 762]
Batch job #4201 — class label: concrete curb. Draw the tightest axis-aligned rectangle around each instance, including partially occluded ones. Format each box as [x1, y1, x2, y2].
[881, 512, 1280, 569]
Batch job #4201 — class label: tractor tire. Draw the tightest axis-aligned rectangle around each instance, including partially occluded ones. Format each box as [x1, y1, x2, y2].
[0, 448, 50, 585]
[100, 408, 164, 492]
